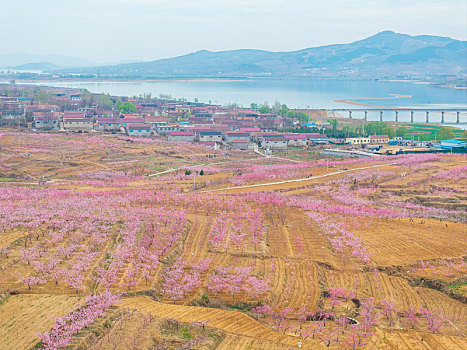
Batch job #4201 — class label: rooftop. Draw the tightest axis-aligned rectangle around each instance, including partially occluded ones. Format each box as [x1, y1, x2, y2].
[170, 131, 194, 136]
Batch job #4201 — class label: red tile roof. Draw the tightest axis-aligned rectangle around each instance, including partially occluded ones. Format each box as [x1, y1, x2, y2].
[64, 118, 92, 123]
[63, 111, 85, 119]
[96, 117, 120, 124]
[121, 118, 145, 124]
[169, 132, 194, 136]
[232, 139, 249, 143]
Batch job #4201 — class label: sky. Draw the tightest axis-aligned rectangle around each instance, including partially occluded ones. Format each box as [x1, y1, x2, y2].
[1, 0, 466, 64]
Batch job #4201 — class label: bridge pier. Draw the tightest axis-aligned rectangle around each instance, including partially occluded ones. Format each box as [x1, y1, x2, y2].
[457, 111, 460, 124]
[441, 111, 445, 124]
[379, 111, 383, 122]
[410, 111, 414, 123]
[426, 111, 429, 123]
[395, 111, 398, 122]
[349, 110, 352, 119]
[364, 111, 368, 121]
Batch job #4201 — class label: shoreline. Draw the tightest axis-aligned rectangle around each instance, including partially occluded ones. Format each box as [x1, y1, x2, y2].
[1, 76, 465, 90]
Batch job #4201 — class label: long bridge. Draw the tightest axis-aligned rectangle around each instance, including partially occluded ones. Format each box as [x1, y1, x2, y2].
[329, 108, 467, 124]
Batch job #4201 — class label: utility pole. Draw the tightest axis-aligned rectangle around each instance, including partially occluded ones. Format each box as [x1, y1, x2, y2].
[326, 159, 328, 174]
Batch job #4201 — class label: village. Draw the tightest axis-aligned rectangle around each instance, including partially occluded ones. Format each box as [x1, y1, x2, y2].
[1, 84, 465, 157]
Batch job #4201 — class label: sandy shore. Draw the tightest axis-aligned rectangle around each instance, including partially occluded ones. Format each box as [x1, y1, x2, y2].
[333, 94, 412, 108]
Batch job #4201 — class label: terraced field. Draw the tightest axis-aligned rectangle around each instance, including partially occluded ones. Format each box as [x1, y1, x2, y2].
[0, 294, 79, 350]
[0, 132, 466, 349]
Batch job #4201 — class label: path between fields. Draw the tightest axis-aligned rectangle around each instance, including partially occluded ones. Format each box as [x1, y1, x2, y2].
[146, 161, 226, 177]
[119, 296, 300, 347]
[145, 153, 302, 177]
[199, 162, 396, 193]
[254, 145, 302, 163]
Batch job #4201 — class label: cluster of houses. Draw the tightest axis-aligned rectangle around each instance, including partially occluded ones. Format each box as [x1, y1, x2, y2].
[1, 85, 422, 152]
[0, 87, 335, 150]
[167, 129, 330, 149]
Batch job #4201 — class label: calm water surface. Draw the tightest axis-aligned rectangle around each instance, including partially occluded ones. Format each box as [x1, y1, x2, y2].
[20, 79, 466, 107]
[15, 79, 467, 125]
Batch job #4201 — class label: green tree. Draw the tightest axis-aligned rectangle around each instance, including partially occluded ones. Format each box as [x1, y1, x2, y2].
[437, 127, 455, 141]
[364, 122, 387, 136]
[354, 124, 364, 136]
[420, 133, 432, 141]
[272, 100, 283, 114]
[278, 104, 289, 117]
[96, 93, 114, 110]
[286, 110, 308, 122]
[328, 119, 338, 130]
[382, 126, 395, 139]
[278, 107, 289, 117]
[117, 101, 137, 114]
[37, 90, 52, 104]
[396, 127, 407, 138]
[250, 102, 258, 109]
[342, 125, 352, 137]
[258, 105, 270, 114]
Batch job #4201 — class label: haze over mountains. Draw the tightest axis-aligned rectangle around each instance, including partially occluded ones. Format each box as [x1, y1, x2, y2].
[3, 31, 466, 78]
[0, 52, 96, 69]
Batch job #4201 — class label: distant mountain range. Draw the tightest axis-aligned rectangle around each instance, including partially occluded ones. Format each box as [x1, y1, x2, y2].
[64, 31, 466, 78]
[0, 52, 96, 68]
[3, 32, 467, 78]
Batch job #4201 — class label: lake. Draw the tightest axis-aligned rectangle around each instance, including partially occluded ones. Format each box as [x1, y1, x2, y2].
[13, 78, 467, 125]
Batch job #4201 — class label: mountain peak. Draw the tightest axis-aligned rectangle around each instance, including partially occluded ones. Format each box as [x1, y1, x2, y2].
[365, 30, 407, 40]
[374, 30, 397, 36]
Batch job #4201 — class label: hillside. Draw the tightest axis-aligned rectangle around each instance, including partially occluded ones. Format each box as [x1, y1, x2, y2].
[64, 31, 467, 78]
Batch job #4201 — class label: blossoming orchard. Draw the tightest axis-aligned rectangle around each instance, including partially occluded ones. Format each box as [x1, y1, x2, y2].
[0, 132, 466, 349]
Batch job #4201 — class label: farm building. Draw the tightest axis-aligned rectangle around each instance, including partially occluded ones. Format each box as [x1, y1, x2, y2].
[34, 115, 59, 130]
[230, 138, 251, 150]
[63, 118, 93, 132]
[369, 135, 389, 144]
[284, 133, 327, 147]
[70, 94, 82, 102]
[127, 124, 151, 137]
[226, 132, 250, 142]
[284, 134, 308, 147]
[168, 131, 195, 142]
[199, 131, 222, 142]
[199, 141, 219, 149]
[155, 124, 182, 135]
[95, 117, 122, 132]
[346, 137, 371, 145]
[120, 118, 145, 128]
[262, 136, 287, 149]
[63, 111, 86, 120]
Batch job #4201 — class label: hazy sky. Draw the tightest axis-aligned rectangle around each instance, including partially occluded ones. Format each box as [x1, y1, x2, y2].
[1, 0, 466, 63]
